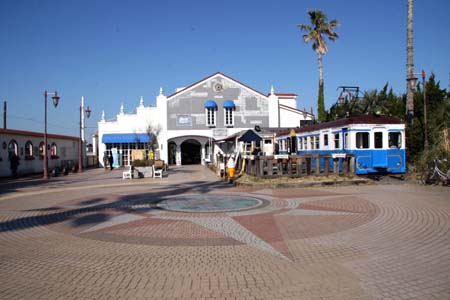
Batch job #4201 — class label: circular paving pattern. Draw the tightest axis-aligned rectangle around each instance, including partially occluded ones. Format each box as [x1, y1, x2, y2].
[156, 194, 266, 213]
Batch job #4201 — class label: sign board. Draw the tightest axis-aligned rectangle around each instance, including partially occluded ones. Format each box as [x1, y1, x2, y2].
[176, 115, 192, 127]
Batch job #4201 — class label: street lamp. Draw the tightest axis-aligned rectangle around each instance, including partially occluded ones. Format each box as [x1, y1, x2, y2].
[78, 96, 91, 173]
[43, 90, 60, 180]
[421, 70, 428, 150]
[406, 70, 428, 150]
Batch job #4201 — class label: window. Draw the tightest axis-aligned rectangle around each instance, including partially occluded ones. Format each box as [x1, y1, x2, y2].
[224, 107, 234, 126]
[324, 134, 329, 147]
[25, 141, 34, 159]
[206, 108, 216, 127]
[374, 132, 383, 149]
[315, 136, 320, 149]
[303, 138, 307, 150]
[334, 133, 340, 149]
[8, 139, 18, 156]
[356, 132, 369, 149]
[309, 136, 314, 150]
[298, 138, 302, 150]
[39, 142, 45, 159]
[389, 132, 401, 149]
[50, 142, 58, 158]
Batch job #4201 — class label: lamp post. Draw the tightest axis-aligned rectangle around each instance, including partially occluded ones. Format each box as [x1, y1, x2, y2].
[78, 96, 91, 173]
[43, 90, 60, 180]
[406, 70, 428, 150]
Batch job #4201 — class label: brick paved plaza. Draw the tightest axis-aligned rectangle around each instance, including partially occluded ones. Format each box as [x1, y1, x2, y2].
[0, 166, 449, 300]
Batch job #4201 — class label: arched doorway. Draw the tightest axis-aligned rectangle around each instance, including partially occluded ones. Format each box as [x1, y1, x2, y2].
[168, 141, 177, 165]
[181, 139, 201, 165]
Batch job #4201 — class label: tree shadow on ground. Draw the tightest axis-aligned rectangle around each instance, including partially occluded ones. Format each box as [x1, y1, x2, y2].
[0, 177, 234, 233]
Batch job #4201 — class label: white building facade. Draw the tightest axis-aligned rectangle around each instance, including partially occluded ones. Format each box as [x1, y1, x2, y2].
[0, 128, 80, 177]
[97, 72, 314, 167]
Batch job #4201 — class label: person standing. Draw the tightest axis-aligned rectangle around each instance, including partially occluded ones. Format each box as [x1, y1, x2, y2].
[103, 153, 108, 169]
[108, 154, 114, 170]
[9, 153, 20, 178]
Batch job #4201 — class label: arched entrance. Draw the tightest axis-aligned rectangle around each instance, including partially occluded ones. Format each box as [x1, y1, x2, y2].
[181, 139, 201, 165]
[168, 141, 177, 165]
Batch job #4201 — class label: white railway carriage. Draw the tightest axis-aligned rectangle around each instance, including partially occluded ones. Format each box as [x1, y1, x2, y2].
[276, 115, 406, 175]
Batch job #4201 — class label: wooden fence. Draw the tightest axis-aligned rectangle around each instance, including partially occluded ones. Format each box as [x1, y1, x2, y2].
[237, 154, 355, 178]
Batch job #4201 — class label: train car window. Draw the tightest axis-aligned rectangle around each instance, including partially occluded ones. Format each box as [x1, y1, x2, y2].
[334, 133, 340, 149]
[324, 134, 329, 146]
[389, 132, 401, 148]
[374, 132, 383, 149]
[315, 136, 320, 149]
[356, 132, 369, 149]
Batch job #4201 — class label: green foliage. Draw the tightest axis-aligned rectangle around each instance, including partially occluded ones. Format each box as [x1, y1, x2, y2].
[408, 74, 450, 162]
[325, 74, 450, 166]
[416, 146, 450, 175]
[318, 81, 326, 122]
[298, 10, 339, 123]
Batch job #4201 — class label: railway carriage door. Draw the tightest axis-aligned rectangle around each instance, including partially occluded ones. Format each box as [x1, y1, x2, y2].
[373, 128, 388, 168]
[289, 129, 297, 154]
[342, 128, 348, 150]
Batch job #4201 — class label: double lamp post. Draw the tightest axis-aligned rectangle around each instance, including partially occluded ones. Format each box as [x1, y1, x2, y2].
[43, 92, 91, 179]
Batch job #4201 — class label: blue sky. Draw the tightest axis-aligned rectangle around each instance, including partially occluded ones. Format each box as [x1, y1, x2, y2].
[1, 0, 449, 139]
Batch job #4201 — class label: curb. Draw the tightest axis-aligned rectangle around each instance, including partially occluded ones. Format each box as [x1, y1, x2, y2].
[234, 178, 370, 188]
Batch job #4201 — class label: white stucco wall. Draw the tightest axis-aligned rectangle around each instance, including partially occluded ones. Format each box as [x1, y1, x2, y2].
[0, 129, 79, 177]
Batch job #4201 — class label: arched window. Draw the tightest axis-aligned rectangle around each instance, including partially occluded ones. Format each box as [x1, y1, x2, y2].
[24, 140, 34, 160]
[39, 141, 45, 159]
[204, 100, 217, 127]
[223, 100, 235, 127]
[8, 139, 18, 157]
[50, 142, 58, 159]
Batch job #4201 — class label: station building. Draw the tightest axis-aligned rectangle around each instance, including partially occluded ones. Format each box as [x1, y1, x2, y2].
[97, 72, 314, 167]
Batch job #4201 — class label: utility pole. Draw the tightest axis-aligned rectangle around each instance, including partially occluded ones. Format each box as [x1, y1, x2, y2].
[3, 101, 6, 129]
[406, 0, 415, 124]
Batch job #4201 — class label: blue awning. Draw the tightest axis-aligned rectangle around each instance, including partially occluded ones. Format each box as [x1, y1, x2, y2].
[102, 133, 153, 144]
[223, 100, 235, 108]
[204, 100, 217, 108]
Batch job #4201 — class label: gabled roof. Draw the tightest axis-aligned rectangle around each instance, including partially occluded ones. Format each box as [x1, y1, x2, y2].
[167, 72, 269, 99]
[238, 130, 263, 142]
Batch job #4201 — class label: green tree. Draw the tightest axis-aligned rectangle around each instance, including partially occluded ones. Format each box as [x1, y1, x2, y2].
[298, 10, 340, 122]
[407, 74, 450, 162]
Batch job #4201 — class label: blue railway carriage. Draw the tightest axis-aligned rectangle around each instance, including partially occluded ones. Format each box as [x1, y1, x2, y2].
[276, 115, 406, 175]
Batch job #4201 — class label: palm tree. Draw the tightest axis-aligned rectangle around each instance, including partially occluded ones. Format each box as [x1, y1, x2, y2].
[298, 10, 340, 122]
[406, 0, 414, 123]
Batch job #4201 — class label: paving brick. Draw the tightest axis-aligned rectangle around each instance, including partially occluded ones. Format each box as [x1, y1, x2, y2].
[0, 166, 449, 299]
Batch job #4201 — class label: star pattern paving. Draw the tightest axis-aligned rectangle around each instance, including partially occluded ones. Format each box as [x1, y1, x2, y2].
[68, 191, 378, 261]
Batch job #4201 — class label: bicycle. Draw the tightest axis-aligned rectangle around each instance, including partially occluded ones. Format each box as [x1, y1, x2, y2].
[420, 159, 450, 186]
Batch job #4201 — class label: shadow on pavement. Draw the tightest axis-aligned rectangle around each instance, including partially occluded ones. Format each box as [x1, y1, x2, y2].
[0, 176, 233, 233]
